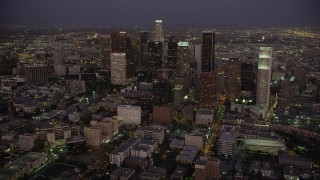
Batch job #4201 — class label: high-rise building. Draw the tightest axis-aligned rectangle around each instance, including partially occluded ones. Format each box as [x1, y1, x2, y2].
[167, 42, 178, 72]
[111, 53, 127, 85]
[153, 69, 174, 104]
[241, 62, 256, 93]
[225, 58, 241, 100]
[84, 127, 102, 147]
[199, 72, 217, 110]
[111, 31, 127, 53]
[117, 105, 142, 125]
[256, 47, 272, 107]
[25, 65, 49, 86]
[194, 44, 202, 77]
[100, 35, 111, 70]
[177, 42, 190, 76]
[19, 133, 36, 151]
[218, 132, 237, 157]
[202, 31, 215, 72]
[278, 73, 295, 108]
[148, 41, 163, 72]
[140, 31, 149, 67]
[195, 156, 220, 180]
[153, 20, 164, 42]
[185, 131, 205, 151]
[153, 105, 174, 127]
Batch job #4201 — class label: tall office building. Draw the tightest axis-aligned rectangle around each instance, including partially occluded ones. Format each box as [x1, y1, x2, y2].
[100, 35, 111, 70]
[256, 47, 272, 107]
[194, 44, 202, 77]
[148, 41, 163, 71]
[241, 62, 256, 93]
[195, 156, 220, 180]
[167, 41, 178, 72]
[198, 72, 217, 110]
[202, 31, 215, 72]
[84, 127, 102, 147]
[177, 42, 190, 76]
[153, 20, 164, 42]
[111, 31, 127, 53]
[25, 65, 49, 86]
[140, 31, 149, 67]
[111, 53, 127, 85]
[153, 69, 174, 104]
[225, 58, 241, 100]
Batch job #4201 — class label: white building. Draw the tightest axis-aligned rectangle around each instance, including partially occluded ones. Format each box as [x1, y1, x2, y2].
[218, 132, 237, 157]
[196, 109, 214, 125]
[110, 138, 141, 165]
[19, 133, 36, 151]
[256, 47, 272, 107]
[84, 127, 102, 147]
[130, 145, 152, 158]
[117, 105, 141, 125]
[93, 118, 119, 142]
[111, 53, 126, 85]
[185, 131, 205, 151]
[136, 125, 165, 144]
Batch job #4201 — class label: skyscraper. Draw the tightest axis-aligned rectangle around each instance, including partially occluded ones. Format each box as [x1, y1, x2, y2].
[100, 35, 111, 70]
[256, 47, 272, 107]
[148, 41, 163, 72]
[111, 31, 127, 53]
[202, 31, 215, 72]
[225, 58, 241, 100]
[177, 42, 190, 76]
[111, 53, 126, 85]
[153, 20, 164, 42]
[140, 31, 149, 67]
[198, 72, 217, 110]
[167, 41, 178, 72]
[241, 62, 256, 92]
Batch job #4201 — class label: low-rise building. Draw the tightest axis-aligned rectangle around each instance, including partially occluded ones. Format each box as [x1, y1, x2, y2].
[196, 109, 214, 125]
[136, 125, 165, 144]
[84, 127, 102, 147]
[110, 138, 141, 165]
[185, 131, 205, 151]
[110, 167, 135, 180]
[19, 133, 36, 151]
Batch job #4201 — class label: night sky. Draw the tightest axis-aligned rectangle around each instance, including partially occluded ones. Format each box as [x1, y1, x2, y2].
[1, 0, 320, 28]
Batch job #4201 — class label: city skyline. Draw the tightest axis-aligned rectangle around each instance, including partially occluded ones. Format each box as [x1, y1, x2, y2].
[1, 0, 320, 28]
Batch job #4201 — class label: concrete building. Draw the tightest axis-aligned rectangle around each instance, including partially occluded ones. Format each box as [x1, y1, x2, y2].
[256, 47, 272, 107]
[202, 31, 215, 72]
[110, 167, 135, 180]
[198, 72, 217, 110]
[111, 53, 127, 85]
[278, 151, 313, 169]
[140, 166, 166, 180]
[218, 132, 237, 157]
[195, 156, 220, 180]
[110, 138, 141, 165]
[171, 167, 187, 180]
[153, 104, 174, 127]
[100, 35, 112, 70]
[117, 105, 141, 125]
[153, 20, 164, 42]
[225, 59, 241, 101]
[54, 65, 66, 76]
[176, 146, 199, 164]
[68, 112, 80, 122]
[196, 109, 214, 125]
[84, 127, 102, 147]
[136, 126, 165, 144]
[0, 152, 46, 180]
[185, 131, 205, 151]
[25, 65, 49, 86]
[68, 65, 81, 74]
[94, 118, 119, 141]
[66, 80, 86, 93]
[18, 133, 36, 151]
[177, 42, 190, 76]
[130, 145, 152, 158]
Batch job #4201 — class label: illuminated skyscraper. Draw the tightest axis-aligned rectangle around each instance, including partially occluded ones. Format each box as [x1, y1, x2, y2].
[111, 53, 126, 85]
[202, 31, 215, 72]
[177, 42, 190, 76]
[167, 41, 178, 72]
[153, 20, 164, 42]
[111, 31, 127, 53]
[148, 41, 163, 71]
[256, 47, 272, 107]
[199, 72, 216, 110]
[100, 35, 111, 70]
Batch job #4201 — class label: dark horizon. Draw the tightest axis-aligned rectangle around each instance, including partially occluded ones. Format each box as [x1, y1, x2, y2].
[1, 0, 320, 29]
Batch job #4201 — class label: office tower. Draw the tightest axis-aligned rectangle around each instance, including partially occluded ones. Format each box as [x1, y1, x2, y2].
[117, 105, 142, 125]
[140, 31, 149, 67]
[153, 69, 174, 104]
[194, 44, 202, 77]
[126, 37, 140, 78]
[148, 41, 163, 71]
[202, 31, 215, 72]
[241, 62, 256, 93]
[278, 73, 295, 108]
[84, 127, 102, 147]
[177, 42, 190, 76]
[225, 58, 241, 100]
[195, 156, 220, 180]
[256, 47, 272, 107]
[153, 20, 164, 42]
[111, 31, 127, 53]
[167, 41, 178, 72]
[100, 35, 111, 70]
[53, 44, 64, 66]
[25, 65, 49, 86]
[199, 72, 216, 110]
[111, 53, 127, 85]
